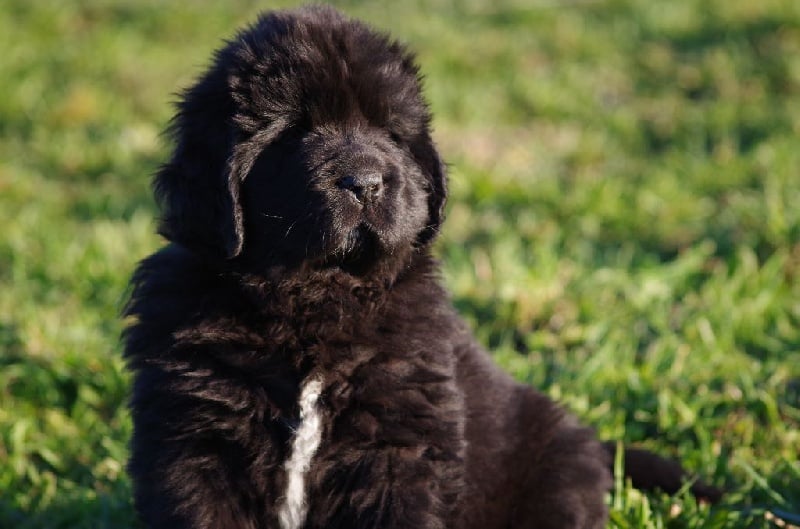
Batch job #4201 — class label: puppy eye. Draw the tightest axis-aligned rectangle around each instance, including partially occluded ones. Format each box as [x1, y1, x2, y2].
[388, 131, 404, 145]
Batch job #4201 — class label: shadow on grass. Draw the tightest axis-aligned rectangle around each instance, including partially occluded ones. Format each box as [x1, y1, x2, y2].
[0, 492, 139, 529]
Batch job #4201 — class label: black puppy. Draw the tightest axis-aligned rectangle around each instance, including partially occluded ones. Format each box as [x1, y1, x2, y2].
[125, 6, 717, 529]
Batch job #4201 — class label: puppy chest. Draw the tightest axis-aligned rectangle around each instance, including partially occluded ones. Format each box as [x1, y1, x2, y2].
[277, 377, 324, 529]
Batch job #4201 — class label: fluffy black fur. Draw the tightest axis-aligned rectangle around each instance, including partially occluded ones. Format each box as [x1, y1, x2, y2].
[124, 6, 717, 529]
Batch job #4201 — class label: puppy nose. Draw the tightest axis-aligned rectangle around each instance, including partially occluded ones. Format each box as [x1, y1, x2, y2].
[337, 173, 383, 203]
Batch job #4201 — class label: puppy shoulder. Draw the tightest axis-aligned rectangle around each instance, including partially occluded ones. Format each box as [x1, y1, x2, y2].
[123, 244, 230, 359]
[127, 243, 218, 306]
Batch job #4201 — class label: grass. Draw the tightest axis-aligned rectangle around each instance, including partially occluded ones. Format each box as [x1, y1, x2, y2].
[0, 1, 798, 527]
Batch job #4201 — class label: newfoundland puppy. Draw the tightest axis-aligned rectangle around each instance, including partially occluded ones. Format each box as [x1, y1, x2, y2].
[125, 6, 717, 529]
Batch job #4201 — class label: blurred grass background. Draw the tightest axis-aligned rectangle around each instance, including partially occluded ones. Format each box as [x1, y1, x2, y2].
[0, 1, 798, 527]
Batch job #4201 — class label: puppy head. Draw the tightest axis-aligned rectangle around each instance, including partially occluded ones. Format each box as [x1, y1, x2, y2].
[155, 6, 447, 272]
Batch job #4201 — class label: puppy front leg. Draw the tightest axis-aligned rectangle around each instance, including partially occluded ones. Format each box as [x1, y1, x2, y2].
[302, 371, 465, 529]
[304, 443, 462, 529]
[128, 369, 280, 529]
[131, 439, 263, 529]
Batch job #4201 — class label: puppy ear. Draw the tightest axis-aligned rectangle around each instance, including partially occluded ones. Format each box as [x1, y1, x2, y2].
[154, 71, 246, 259]
[412, 132, 448, 246]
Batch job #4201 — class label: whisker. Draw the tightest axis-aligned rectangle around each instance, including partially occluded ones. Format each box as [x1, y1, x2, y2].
[284, 219, 300, 239]
[283, 210, 314, 239]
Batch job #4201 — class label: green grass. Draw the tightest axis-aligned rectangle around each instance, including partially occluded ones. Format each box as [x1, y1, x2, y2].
[1, 1, 798, 527]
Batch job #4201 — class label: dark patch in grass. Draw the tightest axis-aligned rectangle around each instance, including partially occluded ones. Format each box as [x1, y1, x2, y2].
[0, 490, 139, 529]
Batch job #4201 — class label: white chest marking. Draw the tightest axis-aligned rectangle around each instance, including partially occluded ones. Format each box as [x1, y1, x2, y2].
[278, 378, 324, 529]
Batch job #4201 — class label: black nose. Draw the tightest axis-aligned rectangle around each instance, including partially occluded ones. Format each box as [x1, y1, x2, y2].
[337, 173, 383, 203]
